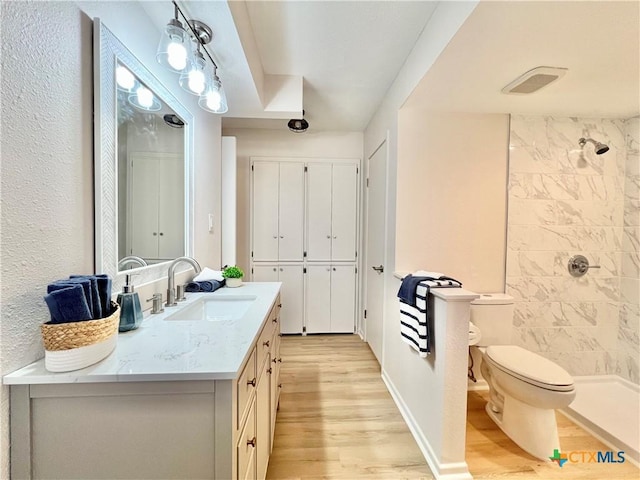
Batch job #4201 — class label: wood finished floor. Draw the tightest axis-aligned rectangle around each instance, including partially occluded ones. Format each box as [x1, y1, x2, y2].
[267, 334, 640, 480]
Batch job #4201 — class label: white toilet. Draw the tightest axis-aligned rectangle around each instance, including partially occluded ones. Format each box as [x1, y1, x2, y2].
[470, 294, 576, 461]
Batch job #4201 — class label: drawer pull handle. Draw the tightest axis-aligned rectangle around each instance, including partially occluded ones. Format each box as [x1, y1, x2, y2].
[278, 303, 282, 308]
[247, 378, 256, 387]
[272, 317, 278, 324]
[278, 384, 282, 389]
[267, 367, 273, 374]
[272, 358, 277, 364]
[247, 437, 256, 448]
[277, 358, 282, 363]
[263, 340, 270, 347]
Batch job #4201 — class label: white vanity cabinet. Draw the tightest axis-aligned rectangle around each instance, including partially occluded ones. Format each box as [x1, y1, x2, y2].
[6, 287, 282, 480]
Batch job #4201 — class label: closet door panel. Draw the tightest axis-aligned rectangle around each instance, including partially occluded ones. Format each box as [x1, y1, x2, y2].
[278, 265, 304, 334]
[278, 163, 305, 261]
[251, 265, 279, 282]
[252, 162, 280, 261]
[130, 154, 160, 259]
[158, 154, 185, 260]
[306, 164, 332, 261]
[330, 265, 356, 333]
[305, 265, 331, 334]
[331, 164, 358, 262]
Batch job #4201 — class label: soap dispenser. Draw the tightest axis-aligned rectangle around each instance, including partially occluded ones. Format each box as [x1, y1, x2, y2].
[117, 274, 143, 332]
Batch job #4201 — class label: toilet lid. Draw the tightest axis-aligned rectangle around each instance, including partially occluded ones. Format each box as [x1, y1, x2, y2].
[485, 346, 574, 391]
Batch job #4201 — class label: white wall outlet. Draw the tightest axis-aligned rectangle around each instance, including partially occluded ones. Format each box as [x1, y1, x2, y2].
[208, 213, 214, 233]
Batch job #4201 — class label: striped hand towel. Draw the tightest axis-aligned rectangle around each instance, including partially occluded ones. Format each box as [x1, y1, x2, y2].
[398, 274, 462, 357]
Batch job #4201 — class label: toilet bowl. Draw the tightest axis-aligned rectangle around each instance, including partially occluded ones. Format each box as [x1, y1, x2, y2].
[471, 294, 575, 461]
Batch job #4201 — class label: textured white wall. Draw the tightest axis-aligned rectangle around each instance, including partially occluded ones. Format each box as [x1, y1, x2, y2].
[0, 2, 94, 475]
[221, 128, 364, 275]
[0, 1, 222, 475]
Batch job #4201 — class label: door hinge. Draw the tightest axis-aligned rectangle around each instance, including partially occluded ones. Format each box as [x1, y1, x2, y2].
[302, 326, 307, 333]
[251, 251, 254, 258]
[251, 164, 254, 171]
[355, 251, 357, 258]
[251, 268, 254, 274]
[355, 266, 358, 274]
[303, 251, 307, 257]
[303, 267, 307, 274]
[304, 166, 308, 172]
[366, 178, 369, 187]
[364, 309, 367, 319]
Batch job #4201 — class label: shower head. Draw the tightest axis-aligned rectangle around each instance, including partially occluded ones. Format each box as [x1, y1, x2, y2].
[578, 137, 609, 155]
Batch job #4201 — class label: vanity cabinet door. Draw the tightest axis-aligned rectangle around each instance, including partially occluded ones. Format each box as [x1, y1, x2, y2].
[305, 265, 356, 333]
[256, 353, 271, 480]
[237, 398, 257, 480]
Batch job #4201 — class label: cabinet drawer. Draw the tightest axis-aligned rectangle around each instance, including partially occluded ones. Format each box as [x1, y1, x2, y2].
[237, 348, 256, 430]
[237, 398, 256, 480]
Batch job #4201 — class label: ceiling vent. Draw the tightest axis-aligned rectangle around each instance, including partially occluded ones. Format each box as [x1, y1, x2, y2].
[502, 66, 568, 95]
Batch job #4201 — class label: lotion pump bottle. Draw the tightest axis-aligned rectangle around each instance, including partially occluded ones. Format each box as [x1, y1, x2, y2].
[117, 274, 143, 332]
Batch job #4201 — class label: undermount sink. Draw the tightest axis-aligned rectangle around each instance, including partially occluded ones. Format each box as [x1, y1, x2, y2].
[164, 295, 257, 322]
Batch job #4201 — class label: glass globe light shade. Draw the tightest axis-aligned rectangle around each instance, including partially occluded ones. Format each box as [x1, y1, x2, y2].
[156, 20, 194, 73]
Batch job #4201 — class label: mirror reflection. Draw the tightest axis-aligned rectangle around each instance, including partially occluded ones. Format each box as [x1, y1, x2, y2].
[116, 61, 185, 270]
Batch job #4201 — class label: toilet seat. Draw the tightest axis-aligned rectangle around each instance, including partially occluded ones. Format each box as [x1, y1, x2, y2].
[485, 345, 574, 392]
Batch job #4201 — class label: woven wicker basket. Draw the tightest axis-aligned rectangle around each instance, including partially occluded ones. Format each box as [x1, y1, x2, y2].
[41, 302, 120, 351]
[41, 302, 120, 372]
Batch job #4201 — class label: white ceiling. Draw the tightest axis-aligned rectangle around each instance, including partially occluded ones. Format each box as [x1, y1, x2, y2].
[406, 1, 640, 118]
[142, 1, 639, 134]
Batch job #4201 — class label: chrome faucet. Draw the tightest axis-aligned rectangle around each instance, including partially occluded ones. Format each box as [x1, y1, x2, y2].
[118, 255, 148, 270]
[166, 256, 201, 307]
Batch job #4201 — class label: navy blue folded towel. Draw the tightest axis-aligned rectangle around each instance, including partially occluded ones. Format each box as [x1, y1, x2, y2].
[45, 274, 113, 323]
[398, 275, 435, 307]
[44, 285, 93, 323]
[185, 280, 223, 293]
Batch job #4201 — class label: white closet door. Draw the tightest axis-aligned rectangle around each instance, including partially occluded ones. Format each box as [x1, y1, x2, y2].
[131, 154, 159, 259]
[252, 162, 279, 261]
[306, 164, 332, 261]
[331, 164, 358, 261]
[278, 265, 304, 334]
[251, 265, 279, 282]
[278, 163, 304, 261]
[330, 265, 356, 333]
[305, 265, 331, 333]
[158, 154, 184, 260]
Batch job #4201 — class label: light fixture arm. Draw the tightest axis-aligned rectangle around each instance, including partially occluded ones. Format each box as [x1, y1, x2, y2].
[172, 1, 218, 70]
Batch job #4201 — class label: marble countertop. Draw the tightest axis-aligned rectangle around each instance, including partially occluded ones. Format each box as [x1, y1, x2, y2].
[3, 282, 281, 385]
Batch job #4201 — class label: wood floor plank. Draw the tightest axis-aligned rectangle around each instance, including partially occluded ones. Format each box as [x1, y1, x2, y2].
[267, 335, 639, 480]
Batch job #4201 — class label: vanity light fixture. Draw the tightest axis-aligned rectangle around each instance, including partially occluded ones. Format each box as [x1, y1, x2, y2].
[157, 1, 228, 114]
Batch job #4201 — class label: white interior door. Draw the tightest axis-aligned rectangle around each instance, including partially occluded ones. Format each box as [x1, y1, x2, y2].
[252, 162, 279, 261]
[306, 163, 332, 261]
[305, 265, 331, 333]
[278, 162, 305, 261]
[330, 265, 356, 333]
[331, 164, 358, 261]
[364, 140, 387, 363]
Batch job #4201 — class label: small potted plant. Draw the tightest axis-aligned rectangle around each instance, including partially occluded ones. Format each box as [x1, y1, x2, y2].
[222, 266, 244, 288]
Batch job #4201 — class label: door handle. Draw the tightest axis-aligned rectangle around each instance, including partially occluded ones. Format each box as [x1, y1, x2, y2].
[372, 265, 384, 273]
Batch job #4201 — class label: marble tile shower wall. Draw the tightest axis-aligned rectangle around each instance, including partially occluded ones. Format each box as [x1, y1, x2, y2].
[619, 117, 639, 384]
[507, 116, 637, 382]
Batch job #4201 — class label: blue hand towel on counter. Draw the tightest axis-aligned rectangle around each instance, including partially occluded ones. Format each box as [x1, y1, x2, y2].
[48, 278, 96, 318]
[44, 285, 93, 323]
[185, 280, 224, 293]
[69, 275, 102, 319]
[71, 274, 111, 317]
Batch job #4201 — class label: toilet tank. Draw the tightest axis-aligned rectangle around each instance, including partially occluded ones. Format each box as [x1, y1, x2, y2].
[470, 293, 514, 346]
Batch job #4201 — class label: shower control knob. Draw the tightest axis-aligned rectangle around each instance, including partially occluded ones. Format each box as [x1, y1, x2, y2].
[568, 255, 600, 277]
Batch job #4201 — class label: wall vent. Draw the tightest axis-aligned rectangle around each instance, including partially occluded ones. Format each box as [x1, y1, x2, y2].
[502, 66, 568, 95]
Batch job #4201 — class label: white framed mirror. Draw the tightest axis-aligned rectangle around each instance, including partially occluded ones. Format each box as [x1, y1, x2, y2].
[93, 19, 194, 284]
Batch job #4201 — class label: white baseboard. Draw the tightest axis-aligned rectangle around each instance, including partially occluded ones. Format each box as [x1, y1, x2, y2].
[381, 369, 472, 480]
